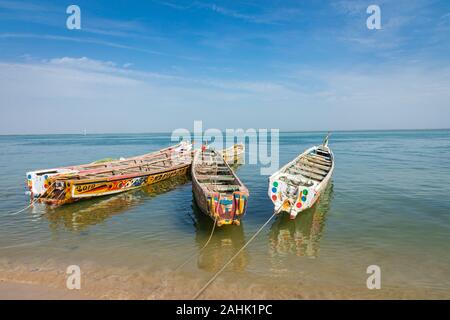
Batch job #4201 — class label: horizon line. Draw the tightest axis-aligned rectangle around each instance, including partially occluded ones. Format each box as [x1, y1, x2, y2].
[0, 128, 449, 136]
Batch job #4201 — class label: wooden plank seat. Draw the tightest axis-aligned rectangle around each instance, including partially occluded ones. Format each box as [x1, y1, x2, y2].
[306, 154, 331, 164]
[205, 184, 241, 191]
[295, 163, 328, 176]
[296, 163, 328, 176]
[78, 153, 171, 170]
[197, 175, 235, 181]
[196, 167, 230, 173]
[287, 168, 323, 182]
[308, 153, 331, 162]
[315, 150, 331, 158]
[196, 170, 230, 175]
[298, 158, 330, 170]
[304, 156, 331, 166]
[70, 157, 176, 178]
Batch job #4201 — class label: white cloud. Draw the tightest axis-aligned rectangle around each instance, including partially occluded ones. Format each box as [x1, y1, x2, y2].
[0, 33, 194, 60]
[0, 57, 449, 134]
[47, 57, 118, 72]
[0, 57, 301, 133]
[35, 56, 293, 95]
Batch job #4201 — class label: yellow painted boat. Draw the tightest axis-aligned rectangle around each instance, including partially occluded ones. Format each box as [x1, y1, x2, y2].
[26, 141, 193, 205]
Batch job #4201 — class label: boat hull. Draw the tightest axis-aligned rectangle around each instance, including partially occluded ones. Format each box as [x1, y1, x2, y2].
[25, 142, 245, 207]
[191, 149, 249, 226]
[27, 141, 193, 206]
[40, 164, 190, 205]
[268, 140, 334, 219]
[192, 178, 248, 226]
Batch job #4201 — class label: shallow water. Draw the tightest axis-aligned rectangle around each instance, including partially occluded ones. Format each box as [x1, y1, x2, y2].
[0, 131, 449, 299]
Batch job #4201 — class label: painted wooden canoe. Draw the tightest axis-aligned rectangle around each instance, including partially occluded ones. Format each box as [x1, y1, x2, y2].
[191, 148, 249, 226]
[26, 141, 193, 205]
[268, 134, 334, 219]
[218, 142, 245, 165]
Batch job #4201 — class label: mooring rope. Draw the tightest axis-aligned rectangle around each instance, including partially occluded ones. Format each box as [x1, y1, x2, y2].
[192, 211, 277, 300]
[1, 190, 66, 250]
[174, 215, 218, 272]
[7, 181, 57, 216]
[8, 201, 36, 216]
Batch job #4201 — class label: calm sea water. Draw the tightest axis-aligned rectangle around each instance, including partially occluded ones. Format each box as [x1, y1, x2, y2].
[0, 131, 449, 299]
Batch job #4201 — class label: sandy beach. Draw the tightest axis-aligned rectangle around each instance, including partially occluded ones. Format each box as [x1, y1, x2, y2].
[0, 280, 92, 300]
[1, 257, 449, 300]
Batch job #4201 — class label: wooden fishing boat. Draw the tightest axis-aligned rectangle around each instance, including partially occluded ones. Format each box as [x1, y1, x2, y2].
[218, 143, 245, 165]
[26, 141, 193, 205]
[268, 134, 334, 219]
[191, 148, 249, 226]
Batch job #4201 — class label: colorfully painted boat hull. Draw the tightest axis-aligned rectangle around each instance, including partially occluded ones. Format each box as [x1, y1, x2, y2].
[26, 141, 193, 205]
[25, 142, 246, 206]
[191, 149, 249, 226]
[41, 165, 190, 205]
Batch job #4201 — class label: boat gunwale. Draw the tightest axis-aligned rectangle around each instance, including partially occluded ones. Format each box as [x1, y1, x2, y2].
[51, 154, 192, 182]
[57, 162, 192, 185]
[33, 141, 190, 174]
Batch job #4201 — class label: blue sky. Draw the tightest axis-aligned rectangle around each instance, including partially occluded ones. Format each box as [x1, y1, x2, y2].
[0, 0, 449, 134]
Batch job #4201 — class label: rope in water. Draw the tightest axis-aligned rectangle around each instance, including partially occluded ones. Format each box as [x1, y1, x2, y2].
[8, 182, 57, 216]
[0, 187, 66, 250]
[192, 211, 277, 300]
[173, 215, 218, 272]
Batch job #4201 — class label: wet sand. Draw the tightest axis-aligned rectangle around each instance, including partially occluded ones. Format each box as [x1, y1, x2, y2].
[0, 280, 92, 300]
[1, 259, 448, 300]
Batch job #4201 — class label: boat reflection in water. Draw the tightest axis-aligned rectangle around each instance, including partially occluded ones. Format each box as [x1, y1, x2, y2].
[269, 183, 334, 259]
[190, 200, 249, 272]
[41, 175, 189, 232]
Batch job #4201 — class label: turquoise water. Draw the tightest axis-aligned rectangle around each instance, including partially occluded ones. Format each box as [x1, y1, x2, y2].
[0, 130, 449, 299]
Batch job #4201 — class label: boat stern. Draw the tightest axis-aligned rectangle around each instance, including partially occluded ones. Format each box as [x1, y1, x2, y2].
[288, 186, 315, 219]
[26, 168, 76, 197]
[269, 175, 317, 218]
[207, 191, 248, 226]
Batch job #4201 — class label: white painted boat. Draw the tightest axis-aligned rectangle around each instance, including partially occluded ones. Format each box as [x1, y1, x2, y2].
[268, 134, 334, 219]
